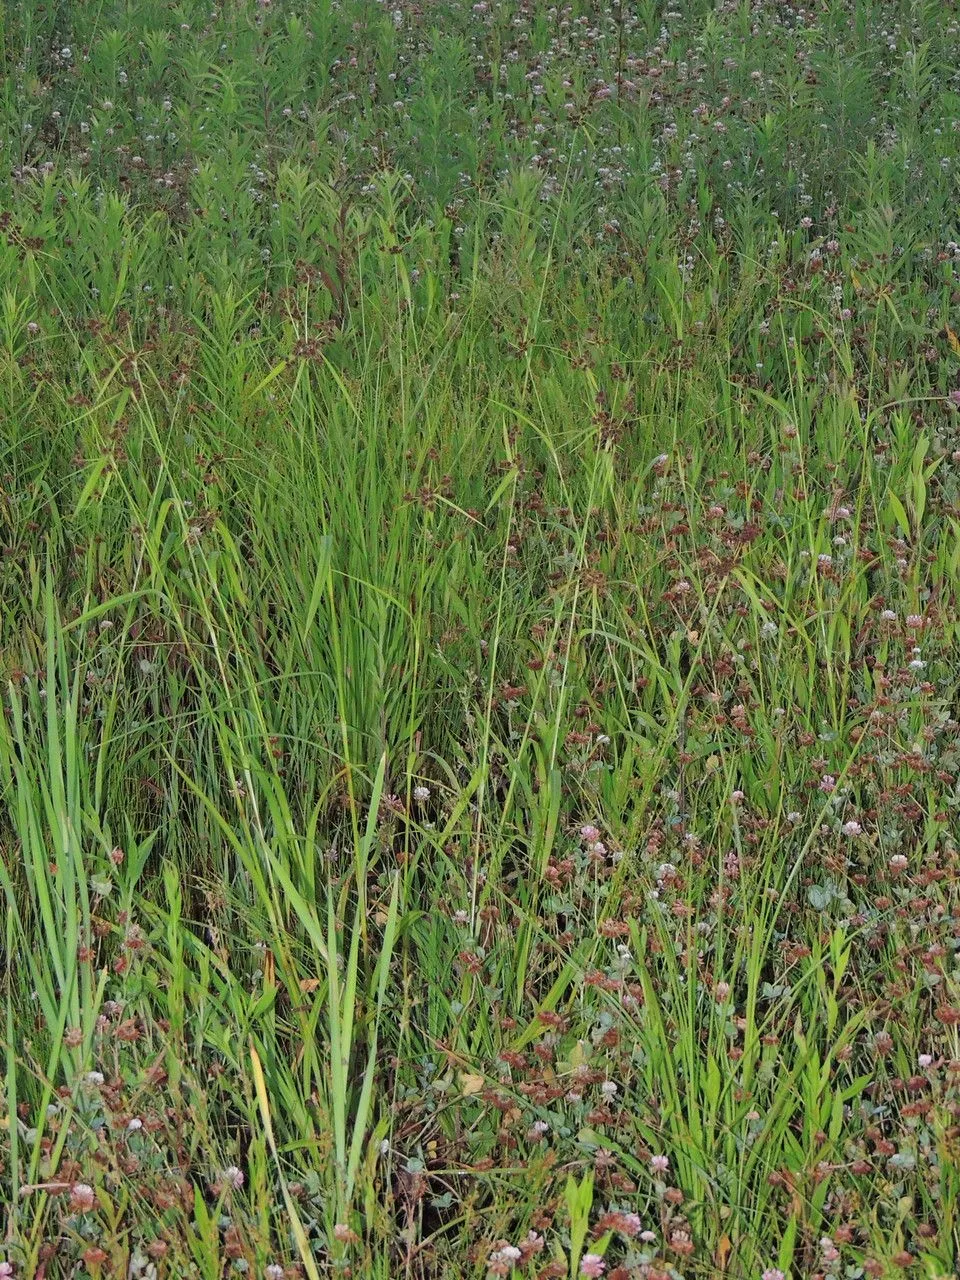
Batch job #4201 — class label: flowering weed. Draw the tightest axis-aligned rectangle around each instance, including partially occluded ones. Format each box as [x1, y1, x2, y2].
[1, 1, 960, 1278]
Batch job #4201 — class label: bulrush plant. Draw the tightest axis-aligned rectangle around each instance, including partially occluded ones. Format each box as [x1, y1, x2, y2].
[2, 0, 960, 1276]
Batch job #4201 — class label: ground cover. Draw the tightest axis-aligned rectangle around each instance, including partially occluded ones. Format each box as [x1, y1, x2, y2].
[2, 1, 960, 1276]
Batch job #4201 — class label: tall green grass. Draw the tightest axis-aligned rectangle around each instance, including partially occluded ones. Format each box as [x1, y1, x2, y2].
[1, 0, 960, 1277]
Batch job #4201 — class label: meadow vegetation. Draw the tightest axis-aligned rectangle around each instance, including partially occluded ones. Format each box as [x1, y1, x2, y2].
[2, 0, 960, 1276]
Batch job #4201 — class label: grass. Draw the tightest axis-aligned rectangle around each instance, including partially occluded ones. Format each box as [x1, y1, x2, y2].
[1, 0, 960, 1277]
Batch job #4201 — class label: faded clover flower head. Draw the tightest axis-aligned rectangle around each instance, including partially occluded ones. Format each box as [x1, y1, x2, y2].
[820, 1236, 841, 1264]
[69, 1183, 96, 1214]
[487, 1244, 522, 1275]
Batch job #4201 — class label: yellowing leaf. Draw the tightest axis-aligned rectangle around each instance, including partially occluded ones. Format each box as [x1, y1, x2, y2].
[569, 1039, 589, 1069]
[947, 325, 960, 357]
[459, 1072, 485, 1096]
[716, 1233, 732, 1272]
[250, 1042, 323, 1280]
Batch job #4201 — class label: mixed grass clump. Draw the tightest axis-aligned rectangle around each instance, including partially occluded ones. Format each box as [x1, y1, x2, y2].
[2, 0, 960, 1276]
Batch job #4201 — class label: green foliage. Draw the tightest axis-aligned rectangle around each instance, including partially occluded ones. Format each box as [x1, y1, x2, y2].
[0, 0, 960, 1278]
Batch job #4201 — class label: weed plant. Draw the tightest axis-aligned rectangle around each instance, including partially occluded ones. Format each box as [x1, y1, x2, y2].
[1, 1, 960, 1277]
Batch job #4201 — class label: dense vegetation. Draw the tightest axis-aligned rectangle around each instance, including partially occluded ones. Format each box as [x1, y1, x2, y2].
[2, 0, 960, 1276]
